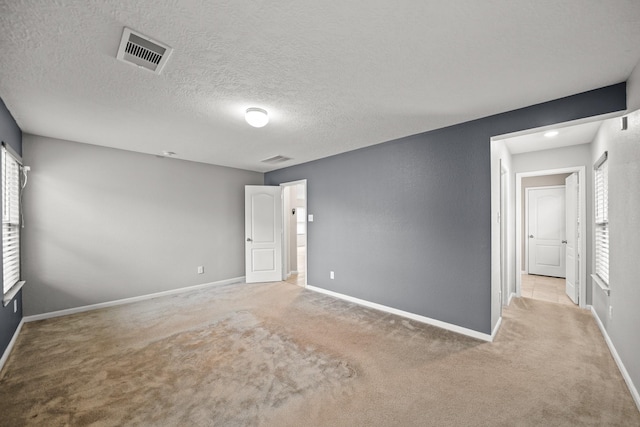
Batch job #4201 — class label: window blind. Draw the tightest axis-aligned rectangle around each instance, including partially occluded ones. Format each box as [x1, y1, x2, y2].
[594, 152, 609, 286]
[2, 146, 21, 294]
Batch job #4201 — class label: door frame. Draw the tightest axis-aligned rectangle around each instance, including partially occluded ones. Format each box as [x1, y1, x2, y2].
[499, 161, 508, 309]
[280, 179, 307, 287]
[515, 167, 586, 308]
[524, 184, 566, 276]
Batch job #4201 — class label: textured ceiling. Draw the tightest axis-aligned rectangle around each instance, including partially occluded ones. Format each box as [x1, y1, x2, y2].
[1, 1, 640, 172]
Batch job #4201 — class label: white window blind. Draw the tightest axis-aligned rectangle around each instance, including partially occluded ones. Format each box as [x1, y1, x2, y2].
[2, 146, 21, 295]
[594, 152, 609, 286]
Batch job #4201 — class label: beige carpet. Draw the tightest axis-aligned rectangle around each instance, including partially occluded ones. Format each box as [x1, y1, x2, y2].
[1, 281, 638, 426]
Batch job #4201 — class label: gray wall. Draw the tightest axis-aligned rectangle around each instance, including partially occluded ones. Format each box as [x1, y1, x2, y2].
[591, 108, 640, 398]
[22, 135, 263, 315]
[0, 96, 23, 356]
[520, 173, 573, 271]
[266, 84, 626, 335]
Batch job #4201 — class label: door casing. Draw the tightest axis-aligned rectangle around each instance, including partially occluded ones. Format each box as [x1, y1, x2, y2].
[280, 179, 307, 286]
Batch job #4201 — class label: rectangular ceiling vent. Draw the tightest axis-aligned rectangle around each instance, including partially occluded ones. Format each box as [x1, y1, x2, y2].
[261, 155, 292, 164]
[116, 28, 172, 74]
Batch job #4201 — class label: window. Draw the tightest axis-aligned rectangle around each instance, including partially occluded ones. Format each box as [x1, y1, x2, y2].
[594, 151, 609, 287]
[2, 145, 21, 295]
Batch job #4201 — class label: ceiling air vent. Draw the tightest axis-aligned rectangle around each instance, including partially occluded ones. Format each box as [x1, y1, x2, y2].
[261, 155, 292, 164]
[116, 28, 172, 74]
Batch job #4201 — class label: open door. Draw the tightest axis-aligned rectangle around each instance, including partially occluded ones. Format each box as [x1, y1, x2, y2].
[527, 187, 566, 277]
[245, 186, 282, 283]
[565, 173, 579, 304]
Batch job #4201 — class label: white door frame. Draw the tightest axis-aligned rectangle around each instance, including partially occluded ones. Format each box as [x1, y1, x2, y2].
[524, 184, 566, 276]
[280, 179, 307, 287]
[516, 167, 586, 308]
[500, 161, 509, 308]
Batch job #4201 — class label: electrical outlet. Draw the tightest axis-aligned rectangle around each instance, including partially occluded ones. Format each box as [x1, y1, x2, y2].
[609, 306, 613, 319]
[197, 266, 204, 274]
[330, 271, 334, 279]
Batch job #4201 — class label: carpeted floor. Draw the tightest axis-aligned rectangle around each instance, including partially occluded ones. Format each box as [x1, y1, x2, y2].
[1, 281, 638, 426]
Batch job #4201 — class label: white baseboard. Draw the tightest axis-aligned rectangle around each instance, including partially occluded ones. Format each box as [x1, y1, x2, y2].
[590, 305, 640, 412]
[0, 319, 24, 374]
[491, 317, 503, 341]
[306, 285, 494, 342]
[24, 277, 245, 323]
[508, 292, 517, 306]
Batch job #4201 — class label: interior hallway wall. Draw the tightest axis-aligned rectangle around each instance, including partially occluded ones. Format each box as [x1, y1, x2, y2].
[22, 135, 263, 315]
[590, 108, 640, 403]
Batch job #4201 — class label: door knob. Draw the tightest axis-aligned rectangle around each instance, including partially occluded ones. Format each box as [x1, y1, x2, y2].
[529, 235, 534, 238]
[562, 240, 567, 244]
[246, 238, 252, 242]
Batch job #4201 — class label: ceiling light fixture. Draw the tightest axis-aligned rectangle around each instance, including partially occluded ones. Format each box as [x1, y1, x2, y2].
[544, 130, 559, 138]
[245, 108, 269, 128]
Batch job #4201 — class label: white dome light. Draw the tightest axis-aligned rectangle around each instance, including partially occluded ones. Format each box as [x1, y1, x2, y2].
[245, 107, 269, 127]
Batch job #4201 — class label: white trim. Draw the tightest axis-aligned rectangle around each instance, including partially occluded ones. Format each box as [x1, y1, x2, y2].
[515, 167, 587, 308]
[508, 292, 516, 306]
[491, 316, 503, 340]
[0, 318, 24, 374]
[590, 306, 640, 412]
[591, 274, 611, 296]
[2, 280, 25, 306]
[280, 179, 307, 287]
[307, 285, 495, 342]
[24, 277, 245, 323]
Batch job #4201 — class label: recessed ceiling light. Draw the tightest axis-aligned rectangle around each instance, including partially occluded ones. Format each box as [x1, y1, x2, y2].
[162, 151, 176, 156]
[245, 108, 269, 128]
[544, 130, 559, 138]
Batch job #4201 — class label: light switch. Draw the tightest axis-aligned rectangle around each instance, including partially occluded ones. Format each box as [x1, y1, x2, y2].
[308, 214, 314, 222]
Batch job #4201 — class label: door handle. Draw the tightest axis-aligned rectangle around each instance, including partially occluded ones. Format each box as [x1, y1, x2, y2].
[246, 238, 252, 242]
[562, 240, 567, 244]
[529, 235, 534, 238]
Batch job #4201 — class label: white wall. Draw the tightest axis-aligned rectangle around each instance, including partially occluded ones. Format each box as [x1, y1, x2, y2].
[591, 108, 640, 402]
[627, 60, 640, 112]
[512, 143, 593, 303]
[22, 135, 263, 315]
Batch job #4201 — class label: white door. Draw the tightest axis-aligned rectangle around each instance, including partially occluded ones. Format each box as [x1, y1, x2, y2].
[527, 187, 566, 277]
[245, 186, 282, 283]
[565, 174, 579, 304]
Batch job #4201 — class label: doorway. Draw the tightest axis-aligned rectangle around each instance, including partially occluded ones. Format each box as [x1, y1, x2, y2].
[516, 167, 585, 307]
[526, 185, 566, 278]
[281, 180, 307, 287]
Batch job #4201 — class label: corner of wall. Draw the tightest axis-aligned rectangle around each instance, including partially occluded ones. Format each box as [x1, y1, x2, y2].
[627, 60, 640, 112]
